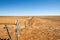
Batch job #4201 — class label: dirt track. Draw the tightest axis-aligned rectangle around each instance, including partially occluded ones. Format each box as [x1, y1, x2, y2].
[0, 16, 60, 40]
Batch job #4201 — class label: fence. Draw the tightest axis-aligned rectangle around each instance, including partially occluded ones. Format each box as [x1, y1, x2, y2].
[0, 20, 19, 40]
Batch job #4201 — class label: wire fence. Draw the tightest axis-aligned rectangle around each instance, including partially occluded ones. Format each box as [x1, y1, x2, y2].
[0, 20, 19, 40]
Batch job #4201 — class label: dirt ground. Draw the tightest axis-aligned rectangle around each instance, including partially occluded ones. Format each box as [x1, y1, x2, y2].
[0, 16, 60, 40]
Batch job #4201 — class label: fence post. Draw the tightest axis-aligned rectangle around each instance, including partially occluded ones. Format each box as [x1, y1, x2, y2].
[16, 20, 19, 40]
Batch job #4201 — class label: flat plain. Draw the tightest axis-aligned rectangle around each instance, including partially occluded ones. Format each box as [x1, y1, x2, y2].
[0, 16, 60, 40]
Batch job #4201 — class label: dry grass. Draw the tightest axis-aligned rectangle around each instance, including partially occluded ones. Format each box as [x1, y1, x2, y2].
[0, 16, 60, 40]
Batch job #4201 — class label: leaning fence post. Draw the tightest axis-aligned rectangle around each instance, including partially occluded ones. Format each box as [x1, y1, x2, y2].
[0, 20, 19, 40]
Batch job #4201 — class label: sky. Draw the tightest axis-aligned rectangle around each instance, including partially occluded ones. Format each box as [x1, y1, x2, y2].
[0, 0, 60, 16]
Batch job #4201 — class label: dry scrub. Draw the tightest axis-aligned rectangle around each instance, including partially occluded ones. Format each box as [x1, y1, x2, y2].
[0, 16, 60, 40]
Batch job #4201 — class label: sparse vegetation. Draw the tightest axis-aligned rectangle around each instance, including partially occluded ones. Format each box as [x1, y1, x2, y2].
[0, 16, 60, 40]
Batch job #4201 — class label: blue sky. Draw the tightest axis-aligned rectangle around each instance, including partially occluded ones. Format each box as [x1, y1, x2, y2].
[0, 0, 60, 16]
